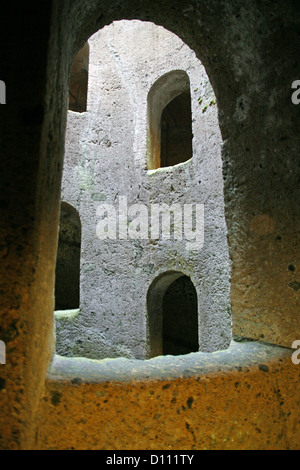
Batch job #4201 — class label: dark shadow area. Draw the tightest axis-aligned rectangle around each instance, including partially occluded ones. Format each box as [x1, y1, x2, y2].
[147, 70, 191, 169]
[161, 91, 193, 167]
[147, 271, 199, 357]
[55, 202, 81, 310]
[162, 275, 199, 355]
[69, 42, 89, 113]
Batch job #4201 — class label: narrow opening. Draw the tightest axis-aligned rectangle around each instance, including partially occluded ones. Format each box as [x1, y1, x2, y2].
[55, 202, 81, 311]
[68, 42, 89, 113]
[162, 275, 199, 355]
[147, 70, 192, 170]
[147, 271, 199, 358]
[161, 91, 193, 168]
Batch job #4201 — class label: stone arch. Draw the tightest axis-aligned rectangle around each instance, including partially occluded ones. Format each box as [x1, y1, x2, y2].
[160, 91, 193, 168]
[55, 202, 81, 311]
[147, 271, 199, 358]
[147, 70, 192, 169]
[1, 1, 298, 450]
[58, 20, 231, 360]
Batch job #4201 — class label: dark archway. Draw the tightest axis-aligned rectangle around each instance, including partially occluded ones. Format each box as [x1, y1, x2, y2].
[163, 275, 199, 355]
[55, 202, 81, 311]
[160, 91, 193, 168]
[147, 70, 192, 169]
[147, 271, 199, 357]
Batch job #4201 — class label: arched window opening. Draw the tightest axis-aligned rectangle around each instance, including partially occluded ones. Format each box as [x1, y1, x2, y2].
[55, 202, 81, 311]
[147, 271, 199, 358]
[161, 91, 193, 168]
[163, 275, 198, 355]
[68, 42, 89, 113]
[147, 70, 192, 170]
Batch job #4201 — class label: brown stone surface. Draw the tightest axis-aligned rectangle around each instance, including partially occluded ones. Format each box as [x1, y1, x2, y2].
[0, 0, 299, 449]
[35, 342, 300, 450]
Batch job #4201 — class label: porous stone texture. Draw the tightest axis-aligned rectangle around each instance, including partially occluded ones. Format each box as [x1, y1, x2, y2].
[35, 341, 300, 450]
[56, 20, 231, 360]
[0, 0, 299, 451]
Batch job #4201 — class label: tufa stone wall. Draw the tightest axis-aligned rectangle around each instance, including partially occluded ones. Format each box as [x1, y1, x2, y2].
[56, 20, 231, 360]
[0, 0, 299, 450]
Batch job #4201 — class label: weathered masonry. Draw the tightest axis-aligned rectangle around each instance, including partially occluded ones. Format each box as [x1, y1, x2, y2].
[55, 21, 231, 360]
[0, 0, 299, 451]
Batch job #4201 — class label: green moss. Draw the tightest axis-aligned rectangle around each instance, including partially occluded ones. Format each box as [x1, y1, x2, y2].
[92, 193, 107, 202]
[77, 167, 94, 191]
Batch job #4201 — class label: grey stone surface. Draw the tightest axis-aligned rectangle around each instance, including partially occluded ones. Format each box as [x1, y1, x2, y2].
[48, 340, 293, 384]
[1, 0, 299, 451]
[56, 20, 231, 360]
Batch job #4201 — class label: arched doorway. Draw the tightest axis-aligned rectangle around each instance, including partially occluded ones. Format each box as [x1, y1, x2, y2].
[147, 271, 199, 357]
[161, 91, 193, 168]
[55, 202, 81, 311]
[147, 70, 192, 169]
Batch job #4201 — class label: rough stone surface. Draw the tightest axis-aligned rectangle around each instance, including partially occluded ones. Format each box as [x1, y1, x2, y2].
[35, 341, 300, 450]
[0, 0, 299, 450]
[56, 21, 231, 360]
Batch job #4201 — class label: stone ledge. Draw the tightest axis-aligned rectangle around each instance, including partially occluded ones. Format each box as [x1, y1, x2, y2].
[47, 340, 293, 384]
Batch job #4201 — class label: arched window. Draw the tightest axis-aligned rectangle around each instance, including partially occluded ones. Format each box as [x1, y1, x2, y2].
[147, 70, 193, 170]
[68, 42, 89, 113]
[55, 202, 81, 311]
[147, 271, 199, 357]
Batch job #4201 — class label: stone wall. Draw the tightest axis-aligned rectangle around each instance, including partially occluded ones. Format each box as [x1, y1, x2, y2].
[56, 20, 231, 360]
[0, 0, 299, 450]
[36, 342, 300, 450]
